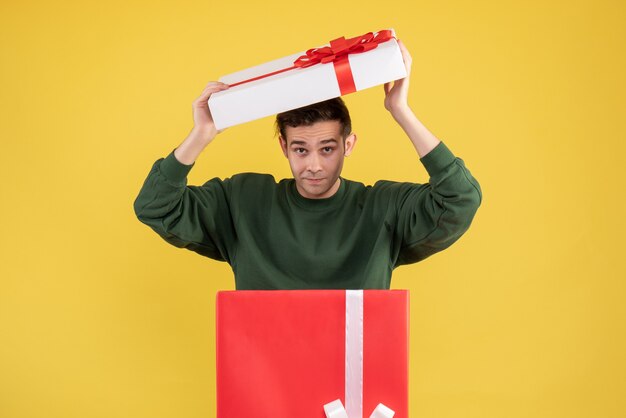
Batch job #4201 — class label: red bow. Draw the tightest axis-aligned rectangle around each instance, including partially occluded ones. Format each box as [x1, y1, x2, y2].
[227, 30, 396, 95]
[294, 30, 394, 68]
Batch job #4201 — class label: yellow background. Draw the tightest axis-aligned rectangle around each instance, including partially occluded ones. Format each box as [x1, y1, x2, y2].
[1, 0, 624, 417]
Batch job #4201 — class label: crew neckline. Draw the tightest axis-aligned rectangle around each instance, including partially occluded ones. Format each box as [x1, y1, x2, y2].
[288, 177, 348, 210]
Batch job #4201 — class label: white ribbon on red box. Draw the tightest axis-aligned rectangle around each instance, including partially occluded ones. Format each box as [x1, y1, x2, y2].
[323, 290, 395, 418]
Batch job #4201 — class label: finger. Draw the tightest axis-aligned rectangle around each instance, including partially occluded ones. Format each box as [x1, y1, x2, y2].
[201, 81, 229, 94]
[204, 80, 229, 88]
[397, 40, 413, 67]
[202, 85, 229, 95]
[398, 39, 410, 55]
[384, 82, 392, 95]
[196, 84, 229, 101]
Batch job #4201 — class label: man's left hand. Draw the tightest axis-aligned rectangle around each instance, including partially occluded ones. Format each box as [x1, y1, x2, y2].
[383, 39, 413, 118]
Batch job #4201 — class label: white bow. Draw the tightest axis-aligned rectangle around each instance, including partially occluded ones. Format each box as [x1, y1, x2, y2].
[324, 399, 395, 418]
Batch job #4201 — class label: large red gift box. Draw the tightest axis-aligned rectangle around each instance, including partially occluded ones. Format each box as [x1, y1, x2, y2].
[216, 290, 409, 418]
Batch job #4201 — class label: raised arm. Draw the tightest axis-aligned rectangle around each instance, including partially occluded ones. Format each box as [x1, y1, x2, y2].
[133, 81, 237, 263]
[382, 40, 482, 265]
[383, 39, 440, 158]
[174, 81, 230, 164]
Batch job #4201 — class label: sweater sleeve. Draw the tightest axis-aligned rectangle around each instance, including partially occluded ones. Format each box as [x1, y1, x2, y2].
[392, 141, 482, 266]
[133, 149, 237, 263]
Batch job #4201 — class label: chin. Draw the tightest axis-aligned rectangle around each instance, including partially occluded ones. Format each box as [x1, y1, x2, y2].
[301, 186, 329, 199]
[306, 189, 326, 198]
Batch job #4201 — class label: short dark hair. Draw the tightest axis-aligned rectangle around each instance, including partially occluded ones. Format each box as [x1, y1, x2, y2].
[275, 97, 352, 142]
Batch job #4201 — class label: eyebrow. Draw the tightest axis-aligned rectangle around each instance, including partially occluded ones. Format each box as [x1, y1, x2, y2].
[290, 139, 338, 146]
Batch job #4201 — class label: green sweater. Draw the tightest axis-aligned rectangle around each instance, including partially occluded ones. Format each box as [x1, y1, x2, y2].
[133, 141, 482, 290]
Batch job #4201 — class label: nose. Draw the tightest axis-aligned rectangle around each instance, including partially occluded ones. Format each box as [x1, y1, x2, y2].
[307, 153, 322, 174]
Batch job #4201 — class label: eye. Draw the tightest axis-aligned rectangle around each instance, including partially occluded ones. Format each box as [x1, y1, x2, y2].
[294, 148, 307, 154]
[322, 147, 334, 153]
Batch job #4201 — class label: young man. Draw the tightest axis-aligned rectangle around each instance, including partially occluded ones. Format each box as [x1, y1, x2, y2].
[133, 40, 482, 289]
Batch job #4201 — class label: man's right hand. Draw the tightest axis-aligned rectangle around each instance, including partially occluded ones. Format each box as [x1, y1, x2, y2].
[173, 81, 230, 165]
[192, 81, 230, 139]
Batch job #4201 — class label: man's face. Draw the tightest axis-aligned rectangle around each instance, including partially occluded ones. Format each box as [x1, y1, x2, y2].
[279, 120, 357, 199]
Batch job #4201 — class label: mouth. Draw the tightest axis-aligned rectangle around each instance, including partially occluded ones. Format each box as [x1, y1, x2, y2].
[304, 178, 324, 184]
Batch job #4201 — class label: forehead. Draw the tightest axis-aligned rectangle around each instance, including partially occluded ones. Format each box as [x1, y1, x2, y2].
[284, 120, 342, 144]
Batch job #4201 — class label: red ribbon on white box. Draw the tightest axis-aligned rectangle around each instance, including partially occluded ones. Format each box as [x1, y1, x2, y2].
[227, 30, 396, 95]
[323, 290, 395, 418]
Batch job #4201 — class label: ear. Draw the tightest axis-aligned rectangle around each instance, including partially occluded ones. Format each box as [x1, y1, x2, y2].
[344, 133, 357, 157]
[278, 135, 288, 157]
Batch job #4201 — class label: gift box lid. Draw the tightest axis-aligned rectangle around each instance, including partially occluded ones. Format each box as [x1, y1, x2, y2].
[208, 29, 407, 130]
